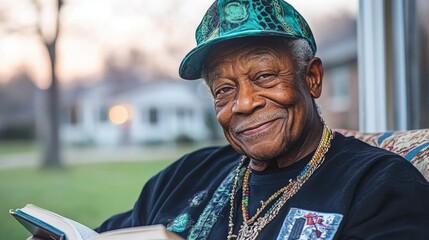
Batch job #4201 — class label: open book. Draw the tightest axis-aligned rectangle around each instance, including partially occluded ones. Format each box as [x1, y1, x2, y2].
[10, 204, 183, 240]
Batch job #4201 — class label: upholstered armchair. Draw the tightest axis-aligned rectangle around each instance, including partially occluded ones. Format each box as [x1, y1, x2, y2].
[335, 129, 429, 181]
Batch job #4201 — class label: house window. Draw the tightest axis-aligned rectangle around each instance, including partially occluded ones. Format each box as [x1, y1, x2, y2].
[411, 0, 429, 128]
[359, 0, 429, 130]
[99, 106, 109, 123]
[149, 108, 158, 125]
[329, 65, 350, 112]
[70, 104, 78, 125]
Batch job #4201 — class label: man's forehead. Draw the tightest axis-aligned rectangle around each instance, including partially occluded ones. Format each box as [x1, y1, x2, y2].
[206, 43, 288, 69]
[205, 48, 290, 83]
[206, 70, 222, 83]
[208, 50, 278, 69]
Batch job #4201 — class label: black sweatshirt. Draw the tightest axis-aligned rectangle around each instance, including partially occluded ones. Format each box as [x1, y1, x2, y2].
[96, 133, 429, 239]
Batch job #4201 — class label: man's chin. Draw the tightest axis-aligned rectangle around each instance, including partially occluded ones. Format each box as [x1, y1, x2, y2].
[227, 133, 286, 160]
[240, 143, 285, 161]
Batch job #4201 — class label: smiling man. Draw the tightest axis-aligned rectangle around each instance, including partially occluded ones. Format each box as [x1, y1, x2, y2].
[97, 1, 429, 239]
[203, 37, 324, 171]
[28, 0, 429, 239]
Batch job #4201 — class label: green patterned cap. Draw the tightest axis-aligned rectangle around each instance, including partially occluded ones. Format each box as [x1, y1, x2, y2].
[179, 0, 316, 80]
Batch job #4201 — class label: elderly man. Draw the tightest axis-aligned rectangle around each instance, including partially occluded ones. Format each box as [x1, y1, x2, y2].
[94, 0, 429, 239]
[29, 0, 429, 239]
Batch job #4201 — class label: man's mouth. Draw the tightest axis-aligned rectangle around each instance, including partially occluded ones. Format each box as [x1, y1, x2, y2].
[238, 120, 276, 136]
[232, 111, 289, 139]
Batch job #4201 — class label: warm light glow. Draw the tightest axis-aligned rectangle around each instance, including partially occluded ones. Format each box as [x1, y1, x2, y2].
[109, 104, 131, 125]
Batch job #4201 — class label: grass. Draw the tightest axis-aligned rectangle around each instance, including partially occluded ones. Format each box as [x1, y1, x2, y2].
[0, 160, 174, 240]
[0, 140, 36, 155]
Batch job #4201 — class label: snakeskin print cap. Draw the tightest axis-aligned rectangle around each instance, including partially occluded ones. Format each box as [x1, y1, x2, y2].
[179, 0, 316, 80]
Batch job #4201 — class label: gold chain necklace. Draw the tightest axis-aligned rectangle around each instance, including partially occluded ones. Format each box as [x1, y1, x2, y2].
[227, 125, 333, 240]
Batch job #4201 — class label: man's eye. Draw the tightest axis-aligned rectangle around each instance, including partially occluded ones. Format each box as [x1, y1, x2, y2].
[257, 73, 274, 80]
[215, 87, 232, 96]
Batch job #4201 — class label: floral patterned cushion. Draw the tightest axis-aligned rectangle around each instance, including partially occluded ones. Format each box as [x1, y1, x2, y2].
[335, 129, 429, 181]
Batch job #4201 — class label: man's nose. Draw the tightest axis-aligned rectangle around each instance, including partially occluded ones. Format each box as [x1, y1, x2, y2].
[232, 82, 265, 114]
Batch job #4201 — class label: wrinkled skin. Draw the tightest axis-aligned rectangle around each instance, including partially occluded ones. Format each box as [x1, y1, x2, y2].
[205, 38, 325, 171]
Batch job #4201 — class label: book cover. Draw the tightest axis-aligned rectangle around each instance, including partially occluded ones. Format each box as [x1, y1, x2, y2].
[10, 209, 65, 240]
[10, 204, 184, 240]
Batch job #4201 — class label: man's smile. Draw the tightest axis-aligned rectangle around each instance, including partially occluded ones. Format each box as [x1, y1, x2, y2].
[232, 112, 289, 142]
[238, 119, 277, 136]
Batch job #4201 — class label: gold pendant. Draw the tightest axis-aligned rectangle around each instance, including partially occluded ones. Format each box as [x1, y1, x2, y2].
[237, 223, 259, 240]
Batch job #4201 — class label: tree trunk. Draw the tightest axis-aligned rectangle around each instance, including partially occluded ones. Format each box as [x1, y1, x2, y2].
[42, 41, 61, 167]
[40, 0, 63, 167]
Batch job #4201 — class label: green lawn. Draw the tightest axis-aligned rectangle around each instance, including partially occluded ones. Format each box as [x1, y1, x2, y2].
[0, 160, 174, 240]
[0, 141, 36, 155]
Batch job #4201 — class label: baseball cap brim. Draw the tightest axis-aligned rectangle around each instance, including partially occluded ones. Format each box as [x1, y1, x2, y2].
[179, 30, 301, 80]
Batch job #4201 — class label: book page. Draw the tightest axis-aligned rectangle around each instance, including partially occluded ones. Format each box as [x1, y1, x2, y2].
[20, 204, 98, 240]
[63, 218, 99, 240]
[93, 225, 184, 240]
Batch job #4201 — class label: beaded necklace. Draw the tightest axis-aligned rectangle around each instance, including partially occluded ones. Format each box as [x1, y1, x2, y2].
[227, 124, 333, 240]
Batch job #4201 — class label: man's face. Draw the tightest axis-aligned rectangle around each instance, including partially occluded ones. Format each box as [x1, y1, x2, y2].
[205, 41, 318, 162]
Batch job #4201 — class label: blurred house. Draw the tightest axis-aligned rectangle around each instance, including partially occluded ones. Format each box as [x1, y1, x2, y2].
[315, 16, 359, 130]
[60, 80, 219, 146]
[0, 72, 37, 140]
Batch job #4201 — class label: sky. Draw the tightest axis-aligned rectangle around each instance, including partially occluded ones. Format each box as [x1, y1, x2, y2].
[0, 0, 357, 89]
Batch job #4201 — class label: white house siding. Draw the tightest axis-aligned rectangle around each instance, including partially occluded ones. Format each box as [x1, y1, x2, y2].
[127, 82, 210, 144]
[61, 81, 212, 146]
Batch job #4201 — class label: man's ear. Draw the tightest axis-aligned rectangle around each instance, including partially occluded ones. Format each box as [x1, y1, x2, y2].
[305, 57, 324, 99]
